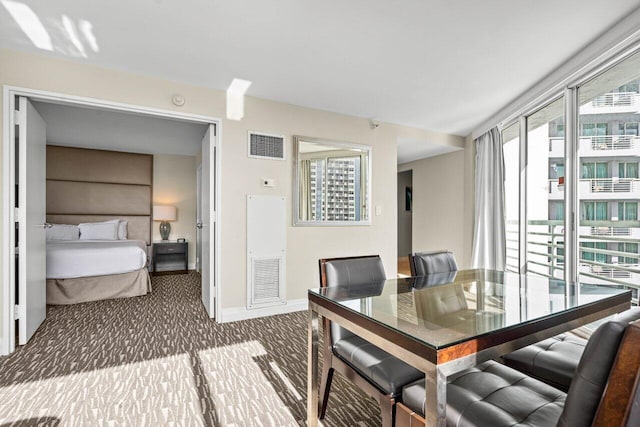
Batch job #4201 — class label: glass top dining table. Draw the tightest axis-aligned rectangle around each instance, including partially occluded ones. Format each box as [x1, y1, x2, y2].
[306, 269, 632, 426]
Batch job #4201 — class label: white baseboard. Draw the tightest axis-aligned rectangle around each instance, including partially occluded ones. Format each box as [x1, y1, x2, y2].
[0, 337, 7, 356]
[218, 298, 308, 323]
[188, 262, 196, 270]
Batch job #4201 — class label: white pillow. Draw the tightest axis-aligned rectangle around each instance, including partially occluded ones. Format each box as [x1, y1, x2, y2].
[79, 220, 119, 240]
[118, 220, 128, 240]
[46, 224, 80, 241]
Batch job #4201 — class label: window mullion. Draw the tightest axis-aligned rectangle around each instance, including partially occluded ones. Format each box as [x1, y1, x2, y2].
[564, 87, 579, 286]
[519, 116, 527, 275]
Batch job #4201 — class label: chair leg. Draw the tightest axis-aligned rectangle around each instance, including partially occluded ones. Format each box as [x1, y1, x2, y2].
[379, 396, 395, 427]
[319, 364, 334, 419]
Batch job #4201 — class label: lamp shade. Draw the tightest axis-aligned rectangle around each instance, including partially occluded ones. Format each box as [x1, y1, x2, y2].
[153, 205, 177, 221]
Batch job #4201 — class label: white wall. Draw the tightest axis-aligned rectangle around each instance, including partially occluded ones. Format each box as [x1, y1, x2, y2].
[398, 150, 468, 267]
[0, 48, 463, 336]
[153, 154, 197, 267]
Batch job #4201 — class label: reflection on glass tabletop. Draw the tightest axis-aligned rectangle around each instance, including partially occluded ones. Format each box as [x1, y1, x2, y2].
[309, 269, 630, 349]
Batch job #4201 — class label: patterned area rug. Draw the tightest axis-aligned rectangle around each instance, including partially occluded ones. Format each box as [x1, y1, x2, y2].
[0, 272, 380, 426]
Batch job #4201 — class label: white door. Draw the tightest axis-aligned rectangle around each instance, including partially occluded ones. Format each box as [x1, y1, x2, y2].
[18, 97, 47, 345]
[196, 165, 202, 273]
[200, 124, 216, 318]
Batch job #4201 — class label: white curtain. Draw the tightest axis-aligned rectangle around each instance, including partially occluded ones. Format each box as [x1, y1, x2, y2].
[471, 127, 506, 270]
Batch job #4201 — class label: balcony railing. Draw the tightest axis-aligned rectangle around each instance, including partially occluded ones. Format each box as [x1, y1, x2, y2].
[548, 135, 640, 156]
[506, 219, 639, 303]
[588, 178, 634, 193]
[588, 135, 635, 150]
[548, 178, 640, 195]
[591, 226, 631, 236]
[591, 92, 637, 107]
[590, 266, 631, 279]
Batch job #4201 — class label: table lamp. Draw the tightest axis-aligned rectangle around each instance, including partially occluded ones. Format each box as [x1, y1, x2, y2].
[153, 205, 177, 241]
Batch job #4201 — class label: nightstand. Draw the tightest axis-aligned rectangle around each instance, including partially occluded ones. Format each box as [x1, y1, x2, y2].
[152, 241, 188, 275]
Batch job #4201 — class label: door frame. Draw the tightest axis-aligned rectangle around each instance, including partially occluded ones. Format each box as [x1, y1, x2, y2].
[1, 85, 223, 355]
[196, 164, 202, 273]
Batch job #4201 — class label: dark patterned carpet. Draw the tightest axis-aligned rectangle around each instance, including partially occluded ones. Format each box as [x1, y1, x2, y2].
[0, 272, 380, 426]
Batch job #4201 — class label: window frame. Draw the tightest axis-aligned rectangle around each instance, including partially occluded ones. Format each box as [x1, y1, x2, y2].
[495, 44, 640, 290]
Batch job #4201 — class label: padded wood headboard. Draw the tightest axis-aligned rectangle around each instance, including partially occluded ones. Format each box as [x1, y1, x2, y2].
[46, 145, 153, 244]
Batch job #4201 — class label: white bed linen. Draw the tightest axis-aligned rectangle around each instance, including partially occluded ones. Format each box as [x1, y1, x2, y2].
[46, 239, 147, 279]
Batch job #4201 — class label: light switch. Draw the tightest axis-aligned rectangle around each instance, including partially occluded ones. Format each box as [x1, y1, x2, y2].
[375, 206, 382, 216]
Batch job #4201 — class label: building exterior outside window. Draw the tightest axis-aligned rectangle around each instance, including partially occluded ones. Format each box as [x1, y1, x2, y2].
[308, 156, 362, 221]
[546, 78, 640, 284]
[504, 52, 640, 304]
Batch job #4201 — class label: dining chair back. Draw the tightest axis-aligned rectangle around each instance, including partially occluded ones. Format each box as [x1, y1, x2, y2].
[409, 250, 458, 276]
[318, 255, 422, 426]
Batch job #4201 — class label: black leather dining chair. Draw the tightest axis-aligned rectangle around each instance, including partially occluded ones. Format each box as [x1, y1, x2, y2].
[395, 308, 640, 427]
[318, 255, 423, 426]
[409, 250, 458, 276]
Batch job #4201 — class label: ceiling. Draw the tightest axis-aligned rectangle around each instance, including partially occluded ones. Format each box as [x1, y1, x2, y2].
[397, 140, 462, 164]
[32, 101, 208, 155]
[2, 1, 639, 161]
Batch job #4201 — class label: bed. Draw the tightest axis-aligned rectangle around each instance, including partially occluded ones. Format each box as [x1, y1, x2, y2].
[45, 145, 154, 305]
[46, 239, 152, 305]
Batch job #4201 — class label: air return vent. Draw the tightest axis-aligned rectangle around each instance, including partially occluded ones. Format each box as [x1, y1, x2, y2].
[250, 257, 283, 303]
[247, 195, 286, 309]
[248, 132, 285, 160]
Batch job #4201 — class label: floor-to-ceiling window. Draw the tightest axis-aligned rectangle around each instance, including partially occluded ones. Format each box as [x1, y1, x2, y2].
[526, 97, 565, 279]
[500, 47, 640, 303]
[576, 51, 640, 292]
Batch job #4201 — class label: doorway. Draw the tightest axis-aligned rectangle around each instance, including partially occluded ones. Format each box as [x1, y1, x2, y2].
[2, 87, 221, 355]
[398, 170, 412, 276]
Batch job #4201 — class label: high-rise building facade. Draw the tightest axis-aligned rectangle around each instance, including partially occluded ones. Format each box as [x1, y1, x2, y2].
[504, 75, 640, 299]
[309, 156, 362, 221]
[552, 79, 640, 285]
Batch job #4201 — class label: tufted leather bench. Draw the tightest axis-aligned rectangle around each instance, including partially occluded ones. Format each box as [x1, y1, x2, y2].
[502, 334, 586, 391]
[396, 310, 640, 427]
[502, 307, 640, 392]
[403, 360, 566, 426]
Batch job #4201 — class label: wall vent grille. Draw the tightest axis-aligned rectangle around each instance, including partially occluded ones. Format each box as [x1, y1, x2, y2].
[247, 195, 286, 309]
[248, 132, 285, 160]
[251, 257, 282, 303]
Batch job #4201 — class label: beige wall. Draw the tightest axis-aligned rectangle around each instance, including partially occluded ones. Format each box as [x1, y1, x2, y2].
[153, 154, 197, 267]
[398, 150, 468, 267]
[0, 48, 463, 337]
